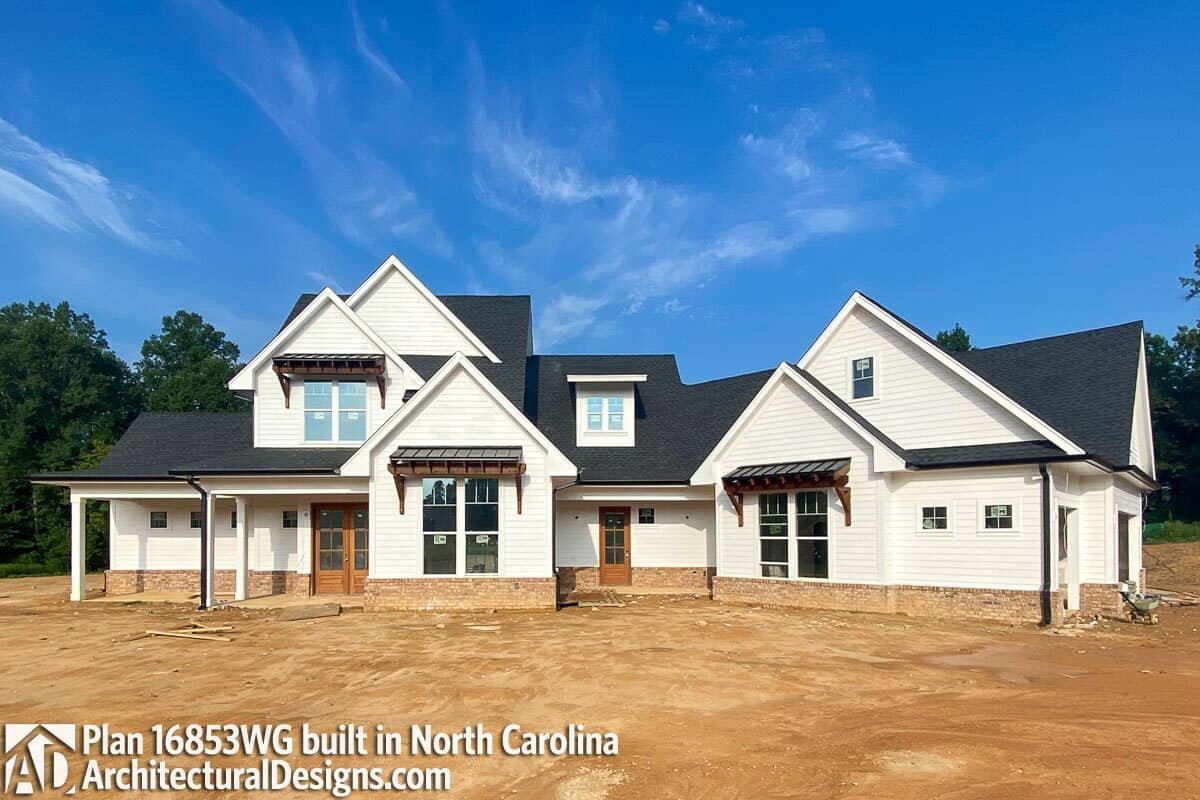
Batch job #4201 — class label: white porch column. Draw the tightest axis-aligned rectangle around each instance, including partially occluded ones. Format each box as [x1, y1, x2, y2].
[69, 493, 85, 602]
[235, 497, 249, 601]
[204, 490, 217, 605]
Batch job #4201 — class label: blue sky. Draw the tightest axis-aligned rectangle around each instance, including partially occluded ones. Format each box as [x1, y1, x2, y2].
[1, 2, 1198, 382]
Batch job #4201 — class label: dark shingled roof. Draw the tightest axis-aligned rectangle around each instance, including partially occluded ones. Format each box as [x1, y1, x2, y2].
[905, 440, 1066, 469]
[954, 321, 1143, 468]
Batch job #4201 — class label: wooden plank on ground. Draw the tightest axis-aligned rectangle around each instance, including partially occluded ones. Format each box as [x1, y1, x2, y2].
[278, 603, 341, 622]
[146, 629, 231, 642]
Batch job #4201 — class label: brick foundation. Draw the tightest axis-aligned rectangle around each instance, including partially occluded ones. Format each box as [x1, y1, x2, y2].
[556, 566, 714, 593]
[713, 576, 1064, 624]
[1078, 583, 1123, 618]
[104, 569, 309, 598]
[363, 577, 557, 611]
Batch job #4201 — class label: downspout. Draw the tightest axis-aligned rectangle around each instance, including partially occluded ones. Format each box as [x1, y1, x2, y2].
[551, 475, 581, 608]
[1038, 463, 1053, 626]
[184, 475, 209, 612]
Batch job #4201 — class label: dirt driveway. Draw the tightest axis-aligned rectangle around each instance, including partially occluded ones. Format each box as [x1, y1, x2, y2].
[2, 574, 1198, 799]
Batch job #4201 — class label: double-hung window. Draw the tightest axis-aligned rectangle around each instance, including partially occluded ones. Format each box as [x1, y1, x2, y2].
[422, 479, 457, 574]
[796, 490, 829, 578]
[190, 511, 201, 529]
[423, 477, 501, 575]
[150, 511, 168, 529]
[465, 479, 499, 574]
[984, 504, 1014, 530]
[759, 493, 789, 578]
[304, 380, 367, 442]
[852, 356, 875, 399]
[585, 396, 625, 431]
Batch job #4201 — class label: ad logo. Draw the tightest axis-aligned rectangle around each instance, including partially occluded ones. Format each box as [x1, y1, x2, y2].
[3, 725, 75, 796]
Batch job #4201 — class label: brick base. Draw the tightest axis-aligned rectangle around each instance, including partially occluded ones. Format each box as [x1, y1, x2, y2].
[556, 566, 714, 593]
[363, 578, 557, 611]
[104, 569, 309, 598]
[1078, 583, 1123, 618]
[713, 576, 1064, 624]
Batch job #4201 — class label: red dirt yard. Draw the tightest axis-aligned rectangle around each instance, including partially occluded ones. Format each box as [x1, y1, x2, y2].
[3, 545, 1199, 799]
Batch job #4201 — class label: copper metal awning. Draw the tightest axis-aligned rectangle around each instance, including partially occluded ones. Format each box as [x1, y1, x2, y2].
[386, 447, 527, 514]
[722, 458, 852, 527]
[272, 354, 387, 408]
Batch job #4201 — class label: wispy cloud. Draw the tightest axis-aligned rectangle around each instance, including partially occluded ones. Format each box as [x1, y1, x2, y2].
[837, 132, 913, 167]
[349, 0, 408, 92]
[173, 0, 452, 259]
[0, 116, 162, 250]
[652, 19, 671, 36]
[677, 2, 742, 30]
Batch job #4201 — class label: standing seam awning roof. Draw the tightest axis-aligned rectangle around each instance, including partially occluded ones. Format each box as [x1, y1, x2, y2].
[724, 458, 851, 480]
[390, 447, 523, 461]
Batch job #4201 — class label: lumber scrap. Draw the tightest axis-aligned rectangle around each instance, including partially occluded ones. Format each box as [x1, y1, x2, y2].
[146, 629, 231, 642]
[277, 603, 341, 622]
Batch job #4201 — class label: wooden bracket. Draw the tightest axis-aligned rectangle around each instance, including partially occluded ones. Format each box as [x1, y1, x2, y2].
[273, 367, 292, 409]
[386, 463, 405, 514]
[375, 372, 386, 409]
[834, 485, 852, 526]
[515, 474, 523, 515]
[724, 489, 745, 527]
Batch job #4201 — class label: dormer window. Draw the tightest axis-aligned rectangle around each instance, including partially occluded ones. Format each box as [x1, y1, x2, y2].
[586, 396, 624, 431]
[568, 374, 646, 448]
[851, 356, 875, 400]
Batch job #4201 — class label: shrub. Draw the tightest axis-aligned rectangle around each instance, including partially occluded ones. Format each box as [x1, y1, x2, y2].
[1143, 520, 1200, 544]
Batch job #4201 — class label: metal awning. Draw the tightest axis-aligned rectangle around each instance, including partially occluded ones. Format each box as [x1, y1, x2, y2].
[386, 447, 526, 515]
[271, 354, 387, 409]
[722, 458, 852, 527]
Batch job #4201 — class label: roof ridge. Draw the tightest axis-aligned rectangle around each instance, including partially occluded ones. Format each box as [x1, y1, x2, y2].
[964, 320, 1144, 354]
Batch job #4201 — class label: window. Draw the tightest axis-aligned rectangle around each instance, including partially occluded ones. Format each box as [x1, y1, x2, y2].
[796, 490, 829, 579]
[921, 506, 949, 530]
[638, 508, 655, 524]
[423, 478, 457, 574]
[759, 493, 788, 578]
[852, 356, 875, 399]
[984, 504, 1014, 530]
[190, 511, 201, 529]
[465, 478, 499, 574]
[230, 510, 238, 528]
[584, 395, 625, 431]
[304, 380, 367, 442]
[149, 511, 168, 529]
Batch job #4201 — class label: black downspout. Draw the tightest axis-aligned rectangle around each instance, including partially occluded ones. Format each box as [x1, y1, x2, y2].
[1038, 463, 1053, 626]
[551, 475, 581, 609]
[184, 476, 209, 612]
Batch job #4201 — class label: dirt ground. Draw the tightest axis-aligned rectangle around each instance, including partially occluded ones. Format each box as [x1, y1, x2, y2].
[3, 551, 1200, 799]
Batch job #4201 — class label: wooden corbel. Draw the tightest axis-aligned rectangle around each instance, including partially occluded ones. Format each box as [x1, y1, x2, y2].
[273, 366, 292, 408]
[724, 486, 745, 527]
[374, 369, 386, 409]
[386, 463, 406, 514]
[515, 474, 523, 515]
[834, 485, 852, 527]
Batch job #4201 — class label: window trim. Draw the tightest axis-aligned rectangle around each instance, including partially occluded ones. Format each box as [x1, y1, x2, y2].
[582, 394, 626, 432]
[978, 501, 1019, 534]
[638, 507, 655, 525]
[302, 378, 369, 445]
[282, 509, 299, 529]
[190, 510, 201, 529]
[420, 476, 503, 577]
[758, 492, 790, 579]
[149, 511, 169, 530]
[916, 504, 952, 534]
[794, 489, 830, 581]
[848, 353, 879, 402]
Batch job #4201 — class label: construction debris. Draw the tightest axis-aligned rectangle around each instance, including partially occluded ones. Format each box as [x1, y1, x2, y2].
[277, 603, 341, 622]
[145, 621, 234, 642]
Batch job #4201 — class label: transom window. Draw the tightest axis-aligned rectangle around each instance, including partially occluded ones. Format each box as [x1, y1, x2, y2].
[795, 490, 829, 579]
[984, 504, 1014, 529]
[422, 478, 500, 576]
[759, 493, 789, 578]
[149, 511, 168, 529]
[585, 396, 625, 431]
[304, 380, 367, 442]
[921, 506, 949, 530]
[852, 356, 875, 399]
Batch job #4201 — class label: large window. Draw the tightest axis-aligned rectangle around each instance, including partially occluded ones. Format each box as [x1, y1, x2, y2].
[304, 380, 367, 442]
[422, 478, 457, 574]
[584, 395, 625, 431]
[852, 356, 875, 399]
[796, 490, 829, 578]
[984, 504, 1014, 530]
[759, 493, 788, 578]
[465, 478, 499, 574]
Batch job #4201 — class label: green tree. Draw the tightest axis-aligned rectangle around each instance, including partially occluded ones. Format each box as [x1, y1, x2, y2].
[137, 310, 243, 411]
[1180, 244, 1200, 300]
[0, 302, 141, 565]
[936, 323, 973, 352]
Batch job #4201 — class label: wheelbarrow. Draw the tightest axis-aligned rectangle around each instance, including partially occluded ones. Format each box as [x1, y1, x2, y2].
[1120, 590, 1161, 625]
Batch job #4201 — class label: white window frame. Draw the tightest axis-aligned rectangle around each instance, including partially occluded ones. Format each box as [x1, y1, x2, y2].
[583, 395, 625, 432]
[302, 378, 369, 445]
[758, 493, 789, 579]
[849, 354, 878, 402]
[282, 509, 298, 529]
[916, 503, 952, 534]
[189, 510, 201, 529]
[978, 501, 1019, 534]
[421, 477, 503, 577]
[794, 489, 831, 581]
[149, 511, 169, 530]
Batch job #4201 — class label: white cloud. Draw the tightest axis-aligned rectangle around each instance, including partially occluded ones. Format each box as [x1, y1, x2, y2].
[349, 0, 408, 92]
[653, 19, 671, 35]
[536, 293, 609, 347]
[677, 2, 742, 30]
[837, 131, 913, 167]
[0, 117, 160, 249]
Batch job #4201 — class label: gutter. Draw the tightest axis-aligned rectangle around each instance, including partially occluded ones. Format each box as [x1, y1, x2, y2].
[1038, 463, 1053, 626]
[551, 474, 581, 608]
[183, 475, 210, 612]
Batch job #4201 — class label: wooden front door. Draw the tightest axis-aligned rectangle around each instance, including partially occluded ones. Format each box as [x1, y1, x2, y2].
[313, 504, 369, 594]
[598, 507, 631, 586]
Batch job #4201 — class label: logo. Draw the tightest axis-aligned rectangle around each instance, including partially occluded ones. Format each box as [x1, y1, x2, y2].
[3, 725, 75, 796]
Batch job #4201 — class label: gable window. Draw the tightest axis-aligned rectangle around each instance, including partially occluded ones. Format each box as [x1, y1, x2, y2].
[304, 380, 367, 442]
[796, 490, 829, 579]
[465, 478, 499, 574]
[149, 511, 168, 529]
[921, 506, 949, 530]
[282, 510, 298, 529]
[585, 396, 625, 431]
[638, 508, 655, 524]
[852, 356, 875, 399]
[190, 511, 201, 529]
[984, 504, 1014, 530]
[759, 493, 789, 578]
[422, 478, 457, 575]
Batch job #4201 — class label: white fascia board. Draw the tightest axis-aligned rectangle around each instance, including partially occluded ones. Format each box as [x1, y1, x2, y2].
[688, 363, 907, 485]
[1134, 335, 1156, 479]
[346, 254, 501, 363]
[566, 374, 649, 383]
[227, 287, 423, 391]
[339, 352, 577, 477]
[200, 476, 368, 496]
[558, 484, 712, 502]
[49, 481, 198, 500]
[797, 292, 1086, 456]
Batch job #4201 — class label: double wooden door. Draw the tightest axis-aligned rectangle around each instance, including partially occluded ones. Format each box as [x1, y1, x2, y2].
[598, 507, 631, 585]
[313, 504, 368, 594]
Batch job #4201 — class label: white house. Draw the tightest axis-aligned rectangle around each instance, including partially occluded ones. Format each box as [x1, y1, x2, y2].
[33, 256, 1156, 623]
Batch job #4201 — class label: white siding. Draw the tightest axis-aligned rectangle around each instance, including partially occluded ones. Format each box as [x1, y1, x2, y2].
[368, 367, 552, 578]
[806, 306, 1038, 449]
[555, 501, 714, 568]
[249, 501, 302, 573]
[110, 499, 238, 571]
[352, 266, 483, 356]
[887, 467, 1043, 590]
[712, 377, 881, 583]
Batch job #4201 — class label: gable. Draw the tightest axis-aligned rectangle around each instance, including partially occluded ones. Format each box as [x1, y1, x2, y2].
[804, 305, 1041, 450]
[349, 259, 492, 358]
[1129, 340, 1155, 477]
